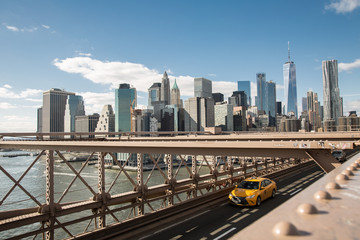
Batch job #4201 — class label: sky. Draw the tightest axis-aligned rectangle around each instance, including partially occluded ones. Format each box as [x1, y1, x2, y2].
[0, 0, 360, 132]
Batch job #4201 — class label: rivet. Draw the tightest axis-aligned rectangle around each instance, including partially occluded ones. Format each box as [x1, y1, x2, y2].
[347, 166, 357, 171]
[272, 221, 299, 236]
[351, 162, 360, 168]
[297, 203, 318, 215]
[342, 170, 354, 176]
[336, 173, 349, 182]
[314, 190, 332, 201]
[326, 182, 341, 190]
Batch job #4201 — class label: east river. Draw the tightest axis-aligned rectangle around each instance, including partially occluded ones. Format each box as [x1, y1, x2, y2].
[0, 151, 202, 239]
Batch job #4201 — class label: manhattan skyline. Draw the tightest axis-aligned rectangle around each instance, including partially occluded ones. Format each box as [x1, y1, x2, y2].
[0, 0, 360, 132]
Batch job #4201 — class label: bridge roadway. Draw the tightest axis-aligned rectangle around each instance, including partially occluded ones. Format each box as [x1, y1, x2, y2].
[117, 163, 325, 240]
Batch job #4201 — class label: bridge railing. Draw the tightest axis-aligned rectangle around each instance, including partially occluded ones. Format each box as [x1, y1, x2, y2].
[0, 137, 356, 239]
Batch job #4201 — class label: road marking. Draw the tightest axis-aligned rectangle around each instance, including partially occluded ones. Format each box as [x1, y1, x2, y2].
[210, 223, 231, 236]
[290, 188, 303, 196]
[170, 235, 182, 240]
[144, 210, 210, 237]
[231, 213, 250, 223]
[213, 227, 237, 240]
[227, 212, 241, 221]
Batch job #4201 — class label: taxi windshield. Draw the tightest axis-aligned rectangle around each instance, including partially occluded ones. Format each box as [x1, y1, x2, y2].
[237, 181, 259, 190]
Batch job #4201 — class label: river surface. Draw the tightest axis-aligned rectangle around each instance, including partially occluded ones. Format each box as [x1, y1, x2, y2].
[0, 151, 208, 239]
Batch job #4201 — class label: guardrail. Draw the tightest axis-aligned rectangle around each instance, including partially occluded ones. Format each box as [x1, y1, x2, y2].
[0, 137, 357, 240]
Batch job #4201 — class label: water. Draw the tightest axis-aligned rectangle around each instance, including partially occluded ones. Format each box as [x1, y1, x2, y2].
[0, 152, 203, 239]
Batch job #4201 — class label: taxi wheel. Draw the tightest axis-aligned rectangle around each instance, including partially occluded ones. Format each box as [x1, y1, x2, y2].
[272, 189, 276, 198]
[256, 197, 261, 206]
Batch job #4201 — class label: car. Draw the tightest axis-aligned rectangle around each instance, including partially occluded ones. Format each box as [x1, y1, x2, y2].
[228, 177, 277, 206]
[332, 150, 346, 163]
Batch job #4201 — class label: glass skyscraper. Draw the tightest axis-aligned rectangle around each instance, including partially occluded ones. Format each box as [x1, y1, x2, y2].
[237, 81, 251, 106]
[64, 95, 85, 133]
[283, 43, 298, 117]
[266, 81, 276, 126]
[115, 83, 136, 132]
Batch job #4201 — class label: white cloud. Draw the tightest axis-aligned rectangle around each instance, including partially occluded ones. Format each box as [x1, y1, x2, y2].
[3, 23, 51, 33]
[79, 52, 92, 57]
[213, 81, 237, 99]
[0, 102, 16, 109]
[343, 99, 360, 114]
[208, 73, 216, 77]
[76, 91, 114, 114]
[325, 0, 360, 13]
[0, 115, 36, 132]
[0, 86, 43, 99]
[53, 56, 243, 105]
[4, 25, 19, 32]
[339, 59, 360, 72]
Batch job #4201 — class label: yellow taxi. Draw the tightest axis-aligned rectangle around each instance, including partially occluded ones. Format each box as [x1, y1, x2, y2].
[228, 177, 277, 206]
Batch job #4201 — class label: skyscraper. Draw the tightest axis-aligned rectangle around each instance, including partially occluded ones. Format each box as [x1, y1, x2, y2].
[115, 83, 136, 132]
[283, 42, 298, 117]
[194, 78, 212, 98]
[64, 95, 85, 133]
[161, 72, 170, 105]
[322, 59, 341, 122]
[256, 73, 266, 111]
[184, 97, 214, 131]
[42, 88, 75, 133]
[237, 81, 251, 106]
[170, 79, 182, 107]
[266, 81, 276, 126]
[148, 82, 161, 107]
[307, 90, 321, 131]
[95, 104, 115, 133]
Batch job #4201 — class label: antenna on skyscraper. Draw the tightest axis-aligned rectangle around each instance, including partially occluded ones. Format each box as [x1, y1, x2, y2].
[288, 41, 291, 62]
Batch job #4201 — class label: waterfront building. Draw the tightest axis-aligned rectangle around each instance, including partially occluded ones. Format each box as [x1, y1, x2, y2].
[233, 106, 247, 131]
[42, 88, 75, 133]
[322, 59, 341, 124]
[228, 91, 247, 108]
[75, 113, 100, 138]
[307, 91, 321, 131]
[152, 101, 166, 122]
[64, 95, 85, 133]
[237, 81, 251, 106]
[279, 116, 301, 132]
[302, 97, 307, 112]
[115, 83, 136, 132]
[276, 101, 282, 115]
[212, 93, 224, 103]
[266, 81, 276, 126]
[148, 82, 161, 107]
[283, 42, 298, 117]
[256, 73, 266, 112]
[194, 78, 212, 98]
[170, 79, 183, 107]
[37, 107, 42, 133]
[161, 72, 170, 105]
[214, 102, 234, 131]
[184, 97, 214, 131]
[95, 104, 115, 133]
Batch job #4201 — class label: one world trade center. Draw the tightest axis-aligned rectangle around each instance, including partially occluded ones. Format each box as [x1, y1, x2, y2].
[283, 42, 298, 117]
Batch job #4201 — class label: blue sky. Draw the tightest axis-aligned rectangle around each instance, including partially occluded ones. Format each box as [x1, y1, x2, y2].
[0, 0, 360, 132]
